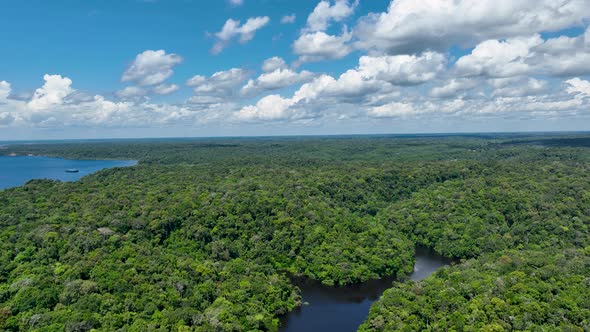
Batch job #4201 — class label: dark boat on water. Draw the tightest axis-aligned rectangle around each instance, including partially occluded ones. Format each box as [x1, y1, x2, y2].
[65, 169, 79, 173]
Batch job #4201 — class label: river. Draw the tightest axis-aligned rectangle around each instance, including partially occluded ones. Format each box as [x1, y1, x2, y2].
[279, 246, 452, 332]
[0, 155, 137, 190]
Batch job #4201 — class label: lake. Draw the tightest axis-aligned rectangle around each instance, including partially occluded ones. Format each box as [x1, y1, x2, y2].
[279, 246, 453, 332]
[0, 156, 137, 190]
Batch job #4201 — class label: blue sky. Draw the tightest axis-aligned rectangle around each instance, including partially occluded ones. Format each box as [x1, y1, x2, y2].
[0, 0, 590, 139]
[0, 1, 386, 95]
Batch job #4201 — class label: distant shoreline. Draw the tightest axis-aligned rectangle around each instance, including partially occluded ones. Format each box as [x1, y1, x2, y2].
[1, 130, 590, 144]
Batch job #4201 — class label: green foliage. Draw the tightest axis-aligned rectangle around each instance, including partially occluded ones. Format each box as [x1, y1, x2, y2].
[1, 134, 590, 331]
[359, 249, 590, 331]
[382, 160, 590, 257]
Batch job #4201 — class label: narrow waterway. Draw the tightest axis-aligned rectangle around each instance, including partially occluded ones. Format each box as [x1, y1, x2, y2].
[279, 246, 452, 332]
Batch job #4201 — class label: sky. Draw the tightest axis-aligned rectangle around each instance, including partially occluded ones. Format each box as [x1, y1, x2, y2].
[1, 0, 590, 139]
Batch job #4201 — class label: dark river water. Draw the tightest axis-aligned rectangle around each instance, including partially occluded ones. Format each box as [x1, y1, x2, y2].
[279, 246, 452, 332]
[0, 156, 137, 190]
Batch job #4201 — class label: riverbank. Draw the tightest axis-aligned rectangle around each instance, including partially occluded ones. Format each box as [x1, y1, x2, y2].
[279, 247, 454, 332]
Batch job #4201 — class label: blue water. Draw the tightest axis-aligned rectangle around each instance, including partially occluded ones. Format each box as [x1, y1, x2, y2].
[0, 156, 136, 190]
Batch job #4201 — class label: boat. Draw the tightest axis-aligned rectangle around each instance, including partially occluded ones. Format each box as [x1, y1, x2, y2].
[65, 169, 79, 173]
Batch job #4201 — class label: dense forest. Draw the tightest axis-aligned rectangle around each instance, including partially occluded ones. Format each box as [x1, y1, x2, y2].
[1, 133, 590, 331]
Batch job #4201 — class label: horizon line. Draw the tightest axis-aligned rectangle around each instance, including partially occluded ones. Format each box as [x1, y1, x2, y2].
[1, 129, 589, 143]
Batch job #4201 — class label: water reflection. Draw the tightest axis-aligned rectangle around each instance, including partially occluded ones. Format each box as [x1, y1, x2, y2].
[279, 246, 453, 332]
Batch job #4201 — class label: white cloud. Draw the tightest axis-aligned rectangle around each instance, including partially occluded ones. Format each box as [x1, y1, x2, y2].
[3, 68, 590, 131]
[354, 0, 590, 54]
[532, 26, 590, 76]
[28, 74, 74, 111]
[304, 0, 358, 32]
[455, 36, 542, 78]
[234, 94, 298, 121]
[235, 51, 449, 121]
[292, 0, 359, 64]
[491, 78, 547, 97]
[234, 75, 334, 122]
[122, 50, 183, 86]
[153, 83, 179, 95]
[281, 14, 296, 24]
[228, 0, 243, 6]
[453, 27, 590, 79]
[0, 74, 236, 128]
[367, 102, 417, 118]
[0, 81, 11, 100]
[116, 86, 146, 99]
[291, 75, 334, 102]
[565, 77, 590, 97]
[212, 17, 270, 54]
[262, 56, 288, 72]
[293, 29, 353, 63]
[0, 75, 245, 130]
[0, 81, 14, 125]
[317, 70, 382, 99]
[187, 95, 225, 105]
[187, 68, 247, 97]
[116, 83, 178, 99]
[430, 78, 477, 98]
[241, 68, 315, 96]
[186, 75, 206, 87]
[357, 52, 445, 85]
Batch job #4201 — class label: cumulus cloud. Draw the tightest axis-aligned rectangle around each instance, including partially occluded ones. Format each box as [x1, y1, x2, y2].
[491, 78, 547, 97]
[455, 36, 542, 78]
[0, 81, 14, 125]
[236, 33, 590, 124]
[0, 81, 11, 100]
[234, 51, 447, 121]
[316, 71, 384, 100]
[454, 28, 590, 79]
[262, 56, 288, 72]
[28, 74, 74, 111]
[430, 78, 477, 98]
[187, 68, 247, 98]
[365, 87, 589, 120]
[241, 68, 315, 96]
[122, 50, 183, 86]
[281, 14, 296, 24]
[565, 77, 590, 97]
[367, 102, 417, 118]
[212, 17, 270, 54]
[304, 0, 358, 32]
[0, 74, 235, 128]
[532, 26, 590, 76]
[117, 83, 178, 100]
[291, 0, 359, 64]
[355, 0, 590, 55]
[153, 83, 179, 95]
[233, 76, 330, 122]
[235, 94, 299, 121]
[357, 52, 445, 85]
[293, 28, 353, 63]
[116, 86, 146, 99]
